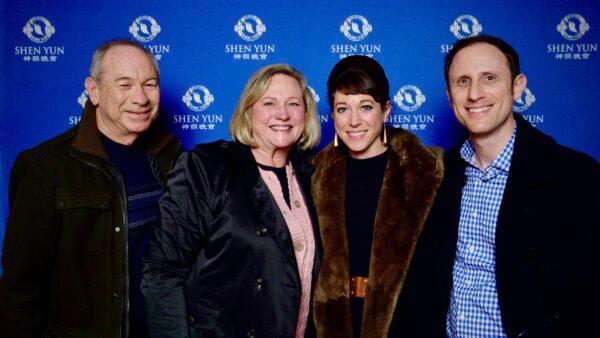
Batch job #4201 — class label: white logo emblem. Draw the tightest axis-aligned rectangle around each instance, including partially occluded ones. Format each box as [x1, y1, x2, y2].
[22, 16, 56, 43]
[393, 85, 426, 112]
[234, 15, 266, 42]
[450, 15, 483, 39]
[182, 85, 214, 112]
[129, 16, 162, 42]
[557, 14, 589, 41]
[308, 86, 320, 103]
[77, 90, 89, 108]
[513, 87, 536, 112]
[340, 15, 373, 42]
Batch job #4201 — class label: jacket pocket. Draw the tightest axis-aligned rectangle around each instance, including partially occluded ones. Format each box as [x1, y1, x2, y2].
[186, 298, 224, 337]
[55, 189, 111, 252]
[55, 189, 111, 210]
[45, 322, 100, 338]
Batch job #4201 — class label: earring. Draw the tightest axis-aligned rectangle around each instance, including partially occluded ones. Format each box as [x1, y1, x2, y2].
[383, 125, 387, 145]
[334, 133, 339, 147]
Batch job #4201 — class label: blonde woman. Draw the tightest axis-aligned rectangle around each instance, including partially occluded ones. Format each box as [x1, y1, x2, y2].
[142, 64, 322, 338]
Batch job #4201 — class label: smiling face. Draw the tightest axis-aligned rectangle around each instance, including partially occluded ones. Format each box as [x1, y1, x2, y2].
[447, 42, 526, 145]
[251, 73, 306, 155]
[85, 45, 160, 145]
[332, 92, 391, 159]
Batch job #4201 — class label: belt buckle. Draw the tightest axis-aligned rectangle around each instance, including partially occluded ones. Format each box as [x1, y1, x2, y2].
[350, 276, 368, 298]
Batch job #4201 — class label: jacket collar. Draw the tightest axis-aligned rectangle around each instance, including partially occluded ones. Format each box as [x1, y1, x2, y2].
[232, 142, 315, 182]
[446, 113, 556, 186]
[508, 113, 557, 187]
[71, 100, 175, 159]
[230, 142, 318, 275]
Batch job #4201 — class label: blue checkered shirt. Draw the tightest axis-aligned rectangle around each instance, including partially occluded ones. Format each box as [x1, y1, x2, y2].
[446, 126, 517, 337]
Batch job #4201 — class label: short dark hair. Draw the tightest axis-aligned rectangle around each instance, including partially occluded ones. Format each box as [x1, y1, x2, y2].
[444, 35, 520, 88]
[90, 38, 159, 82]
[327, 55, 389, 111]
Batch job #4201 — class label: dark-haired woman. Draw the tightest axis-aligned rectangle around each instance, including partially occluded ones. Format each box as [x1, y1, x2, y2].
[311, 55, 444, 337]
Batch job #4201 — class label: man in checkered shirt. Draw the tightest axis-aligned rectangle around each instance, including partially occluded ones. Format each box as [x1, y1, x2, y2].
[393, 35, 599, 337]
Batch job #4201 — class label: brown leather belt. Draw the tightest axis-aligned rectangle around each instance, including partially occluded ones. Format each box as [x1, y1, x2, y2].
[350, 276, 369, 298]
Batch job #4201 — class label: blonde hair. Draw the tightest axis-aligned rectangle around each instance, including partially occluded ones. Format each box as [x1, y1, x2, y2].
[229, 64, 320, 151]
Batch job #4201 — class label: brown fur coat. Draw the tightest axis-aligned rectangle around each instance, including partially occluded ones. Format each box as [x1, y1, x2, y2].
[311, 127, 444, 337]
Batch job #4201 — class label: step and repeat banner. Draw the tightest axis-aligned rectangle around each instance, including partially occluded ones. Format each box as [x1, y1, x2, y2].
[1, 0, 599, 261]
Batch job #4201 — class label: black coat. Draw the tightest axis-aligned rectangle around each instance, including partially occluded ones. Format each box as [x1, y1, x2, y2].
[394, 114, 599, 337]
[142, 141, 322, 338]
[0, 102, 181, 338]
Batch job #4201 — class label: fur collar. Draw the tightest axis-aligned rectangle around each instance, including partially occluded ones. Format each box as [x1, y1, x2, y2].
[311, 127, 444, 337]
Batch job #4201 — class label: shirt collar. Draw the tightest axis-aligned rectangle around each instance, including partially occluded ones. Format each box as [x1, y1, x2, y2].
[460, 123, 517, 174]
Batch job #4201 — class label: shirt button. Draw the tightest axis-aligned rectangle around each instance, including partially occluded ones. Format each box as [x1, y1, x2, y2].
[294, 200, 301, 208]
[459, 314, 466, 320]
[294, 243, 304, 252]
[115, 227, 121, 232]
[472, 211, 478, 218]
[113, 292, 119, 298]
[466, 279, 472, 286]
[468, 246, 475, 253]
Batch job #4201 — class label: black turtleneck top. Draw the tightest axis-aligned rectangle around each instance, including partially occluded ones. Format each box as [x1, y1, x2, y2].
[257, 162, 290, 208]
[345, 148, 389, 337]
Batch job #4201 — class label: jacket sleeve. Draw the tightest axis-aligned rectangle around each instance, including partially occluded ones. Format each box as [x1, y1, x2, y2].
[564, 156, 599, 336]
[0, 153, 59, 337]
[142, 150, 215, 338]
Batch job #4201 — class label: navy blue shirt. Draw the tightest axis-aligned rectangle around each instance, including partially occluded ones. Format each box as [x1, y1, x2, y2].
[102, 135, 162, 338]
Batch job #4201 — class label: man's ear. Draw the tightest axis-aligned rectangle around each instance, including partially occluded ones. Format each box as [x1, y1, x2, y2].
[84, 77, 100, 105]
[512, 74, 527, 100]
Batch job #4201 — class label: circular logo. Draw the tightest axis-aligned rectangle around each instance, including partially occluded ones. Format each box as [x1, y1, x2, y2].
[557, 14, 589, 41]
[77, 90, 89, 108]
[513, 87, 536, 112]
[129, 16, 162, 42]
[449, 15, 483, 40]
[22, 16, 56, 43]
[340, 15, 373, 42]
[308, 86, 320, 103]
[234, 15, 267, 42]
[182, 85, 214, 112]
[393, 85, 426, 112]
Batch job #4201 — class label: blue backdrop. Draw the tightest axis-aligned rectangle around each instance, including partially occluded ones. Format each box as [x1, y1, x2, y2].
[1, 0, 599, 270]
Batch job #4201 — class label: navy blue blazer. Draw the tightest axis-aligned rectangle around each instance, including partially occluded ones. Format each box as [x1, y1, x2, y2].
[393, 114, 599, 338]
